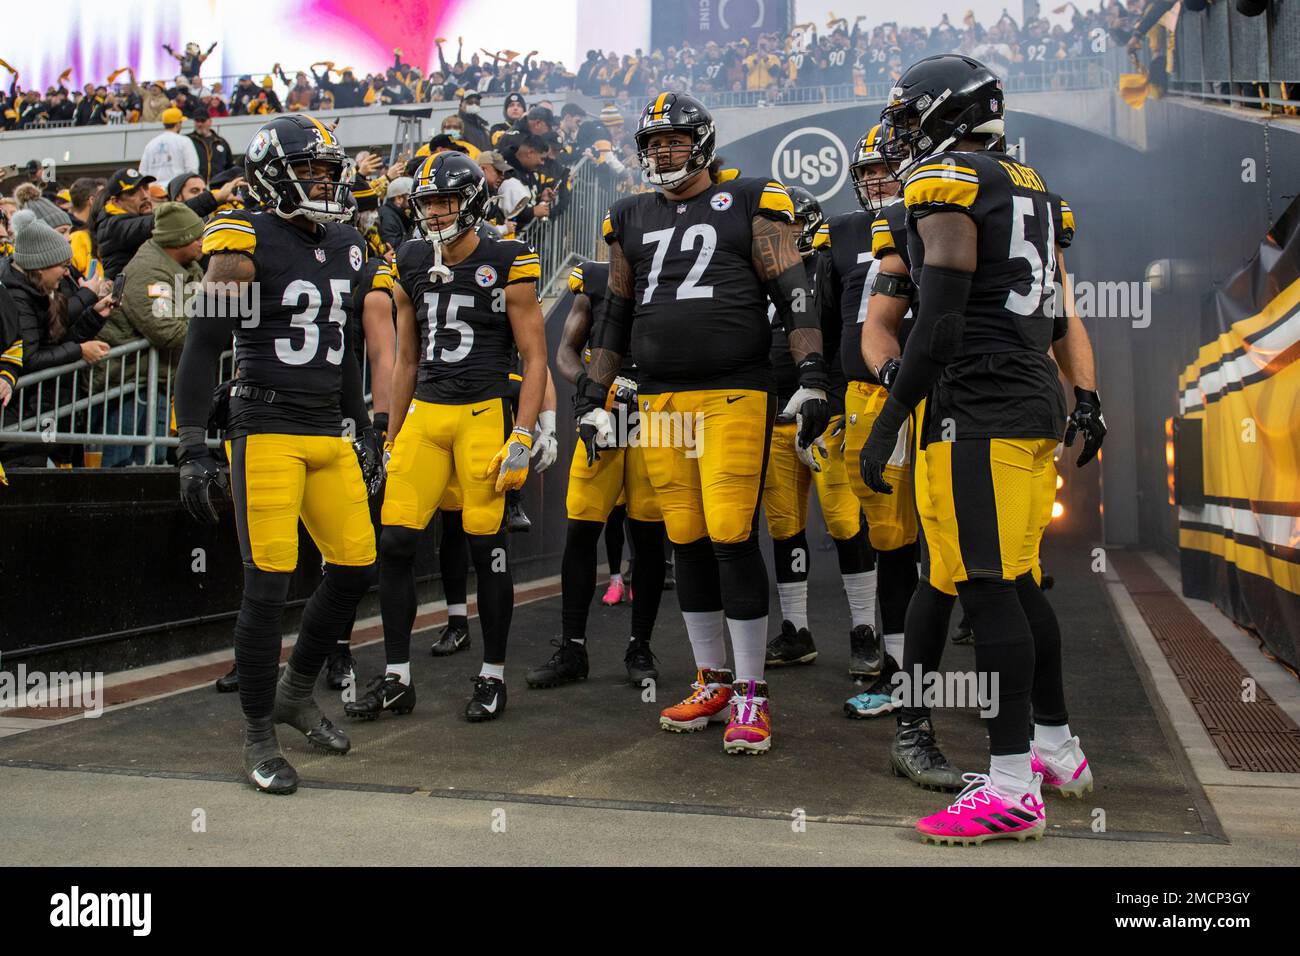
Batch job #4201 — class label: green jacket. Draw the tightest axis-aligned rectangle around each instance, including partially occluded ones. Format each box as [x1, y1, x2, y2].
[94, 239, 202, 391]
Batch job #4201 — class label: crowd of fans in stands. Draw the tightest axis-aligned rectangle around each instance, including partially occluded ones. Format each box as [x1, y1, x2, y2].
[0, 2, 1143, 131]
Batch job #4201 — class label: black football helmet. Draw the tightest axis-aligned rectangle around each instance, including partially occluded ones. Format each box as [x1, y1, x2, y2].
[879, 54, 1004, 178]
[244, 114, 355, 223]
[410, 152, 489, 244]
[634, 92, 716, 190]
[849, 124, 899, 215]
[786, 185, 823, 256]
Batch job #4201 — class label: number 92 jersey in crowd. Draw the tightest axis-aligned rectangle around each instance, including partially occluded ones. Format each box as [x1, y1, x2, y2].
[395, 235, 541, 404]
[602, 175, 795, 394]
[201, 209, 367, 437]
[903, 150, 1075, 446]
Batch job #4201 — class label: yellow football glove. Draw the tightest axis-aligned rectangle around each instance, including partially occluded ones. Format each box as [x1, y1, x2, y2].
[487, 427, 533, 492]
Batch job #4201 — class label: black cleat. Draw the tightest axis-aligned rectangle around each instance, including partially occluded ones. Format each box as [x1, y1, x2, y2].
[504, 492, 531, 532]
[344, 672, 416, 720]
[325, 649, 355, 690]
[890, 718, 965, 791]
[952, 614, 974, 646]
[624, 638, 659, 684]
[526, 639, 589, 688]
[465, 675, 507, 721]
[431, 620, 471, 656]
[848, 624, 883, 678]
[215, 664, 239, 693]
[274, 666, 351, 754]
[244, 720, 298, 795]
[765, 620, 818, 666]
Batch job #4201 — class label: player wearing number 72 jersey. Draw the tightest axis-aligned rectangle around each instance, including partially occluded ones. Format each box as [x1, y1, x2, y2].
[581, 92, 832, 754]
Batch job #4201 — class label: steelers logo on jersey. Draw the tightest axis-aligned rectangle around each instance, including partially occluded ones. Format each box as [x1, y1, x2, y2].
[475, 264, 498, 287]
[710, 192, 733, 211]
[349, 245, 363, 271]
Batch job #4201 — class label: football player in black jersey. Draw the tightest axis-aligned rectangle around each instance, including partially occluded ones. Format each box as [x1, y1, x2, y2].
[761, 185, 878, 682]
[859, 55, 1105, 844]
[346, 152, 548, 724]
[174, 114, 384, 795]
[525, 258, 669, 689]
[579, 92, 832, 754]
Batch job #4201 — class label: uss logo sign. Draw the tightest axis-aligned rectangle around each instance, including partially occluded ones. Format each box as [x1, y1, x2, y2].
[771, 127, 849, 202]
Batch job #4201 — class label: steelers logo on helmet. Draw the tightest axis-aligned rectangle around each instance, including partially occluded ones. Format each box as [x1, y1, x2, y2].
[710, 191, 733, 211]
[349, 245, 363, 271]
[475, 264, 498, 287]
[243, 114, 355, 224]
[634, 91, 717, 191]
[411, 152, 489, 245]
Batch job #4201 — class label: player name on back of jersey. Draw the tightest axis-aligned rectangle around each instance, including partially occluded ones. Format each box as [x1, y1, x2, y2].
[998, 160, 1047, 193]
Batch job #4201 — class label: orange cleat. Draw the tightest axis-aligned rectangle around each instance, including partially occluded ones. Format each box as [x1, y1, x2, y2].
[659, 668, 734, 732]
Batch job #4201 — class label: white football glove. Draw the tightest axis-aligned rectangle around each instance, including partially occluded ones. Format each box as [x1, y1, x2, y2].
[531, 409, 558, 473]
[577, 407, 616, 466]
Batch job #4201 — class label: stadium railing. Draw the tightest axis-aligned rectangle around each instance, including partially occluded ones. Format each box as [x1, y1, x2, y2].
[525, 153, 618, 300]
[1169, 1, 1300, 109]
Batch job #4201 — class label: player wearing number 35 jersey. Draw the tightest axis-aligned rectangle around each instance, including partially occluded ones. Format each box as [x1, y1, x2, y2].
[579, 92, 833, 755]
[347, 152, 549, 726]
[174, 114, 383, 795]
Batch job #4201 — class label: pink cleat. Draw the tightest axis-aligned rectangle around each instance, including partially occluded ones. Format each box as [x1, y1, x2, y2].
[601, 578, 626, 606]
[1031, 737, 1094, 798]
[723, 680, 771, 754]
[916, 773, 1046, 846]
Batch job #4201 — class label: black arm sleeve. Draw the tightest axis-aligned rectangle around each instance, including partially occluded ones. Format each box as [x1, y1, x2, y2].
[766, 262, 817, 335]
[887, 264, 972, 411]
[184, 190, 218, 219]
[591, 290, 633, 358]
[174, 308, 235, 431]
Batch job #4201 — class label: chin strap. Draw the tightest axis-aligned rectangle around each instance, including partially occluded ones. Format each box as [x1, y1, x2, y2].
[427, 239, 453, 284]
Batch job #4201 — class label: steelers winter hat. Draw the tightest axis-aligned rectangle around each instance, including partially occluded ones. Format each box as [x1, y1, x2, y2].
[13, 218, 73, 270]
[152, 202, 204, 248]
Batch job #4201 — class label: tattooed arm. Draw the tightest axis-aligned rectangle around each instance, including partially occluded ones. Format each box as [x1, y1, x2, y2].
[753, 215, 822, 365]
[582, 240, 632, 397]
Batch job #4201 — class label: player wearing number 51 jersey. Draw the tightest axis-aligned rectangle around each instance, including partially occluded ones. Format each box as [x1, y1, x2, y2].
[581, 92, 833, 755]
[174, 114, 382, 795]
[861, 54, 1102, 845]
[349, 152, 548, 726]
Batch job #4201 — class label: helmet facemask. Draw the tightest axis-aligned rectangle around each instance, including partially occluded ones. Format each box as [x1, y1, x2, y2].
[412, 181, 484, 246]
[250, 126, 357, 224]
[880, 88, 1004, 181]
[850, 155, 898, 215]
[635, 125, 714, 190]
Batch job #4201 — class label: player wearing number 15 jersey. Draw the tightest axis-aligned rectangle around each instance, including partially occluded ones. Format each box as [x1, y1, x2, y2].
[174, 114, 383, 795]
[860, 54, 1103, 844]
[579, 91, 832, 754]
[348, 152, 548, 726]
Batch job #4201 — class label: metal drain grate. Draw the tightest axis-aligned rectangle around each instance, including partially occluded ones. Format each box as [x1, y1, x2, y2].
[1112, 552, 1300, 773]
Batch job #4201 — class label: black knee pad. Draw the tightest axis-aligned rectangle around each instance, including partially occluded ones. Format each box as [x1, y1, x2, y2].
[322, 562, 377, 598]
[380, 524, 422, 564]
[833, 524, 874, 575]
[242, 565, 292, 607]
[712, 535, 760, 564]
[772, 530, 810, 584]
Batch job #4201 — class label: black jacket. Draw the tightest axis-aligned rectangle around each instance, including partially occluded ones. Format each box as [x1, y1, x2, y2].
[94, 190, 218, 279]
[0, 258, 104, 376]
[378, 199, 412, 251]
[189, 131, 234, 183]
[459, 109, 493, 152]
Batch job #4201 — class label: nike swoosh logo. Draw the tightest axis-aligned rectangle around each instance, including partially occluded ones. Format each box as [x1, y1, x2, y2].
[726, 396, 744, 404]
[251, 768, 277, 788]
[382, 695, 404, 708]
[481, 694, 499, 713]
[471, 407, 491, 416]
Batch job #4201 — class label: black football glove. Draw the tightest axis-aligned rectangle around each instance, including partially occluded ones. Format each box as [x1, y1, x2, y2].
[573, 371, 615, 466]
[787, 353, 831, 452]
[354, 427, 385, 498]
[858, 394, 909, 495]
[877, 357, 901, 392]
[1063, 386, 1106, 467]
[177, 438, 228, 525]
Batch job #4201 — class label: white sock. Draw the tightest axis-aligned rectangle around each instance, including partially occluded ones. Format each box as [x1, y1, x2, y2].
[883, 632, 905, 663]
[447, 603, 467, 618]
[842, 570, 877, 629]
[682, 610, 726, 670]
[728, 616, 768, 682]
[1035, 723, 1073, 752]
[385, 662, 411, 684]
[776, 582, 808, 630]
[568, 637, 586, 646]
[479, 662, 505, 681]
[609, 573, 623, 584]
[989, 753, 1035, 799]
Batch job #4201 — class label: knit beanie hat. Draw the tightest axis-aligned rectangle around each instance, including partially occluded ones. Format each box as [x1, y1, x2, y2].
[151, 202, 205, 248]
[13, 218, 73, 270]
[21, 195, 71, 230]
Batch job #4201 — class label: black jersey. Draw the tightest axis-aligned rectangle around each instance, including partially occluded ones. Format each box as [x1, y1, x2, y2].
[200, 209, 367, 437]
[769, 253, 823, 406]
[602, 176, 796, 394]
[903, 149, 1070, 444]
[814, 210, 880, 385]
[395, 234, 539, 404]
[569, 258, 642, 380]
[349, 256, 396, 359]
[821, 46, 853, 86]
